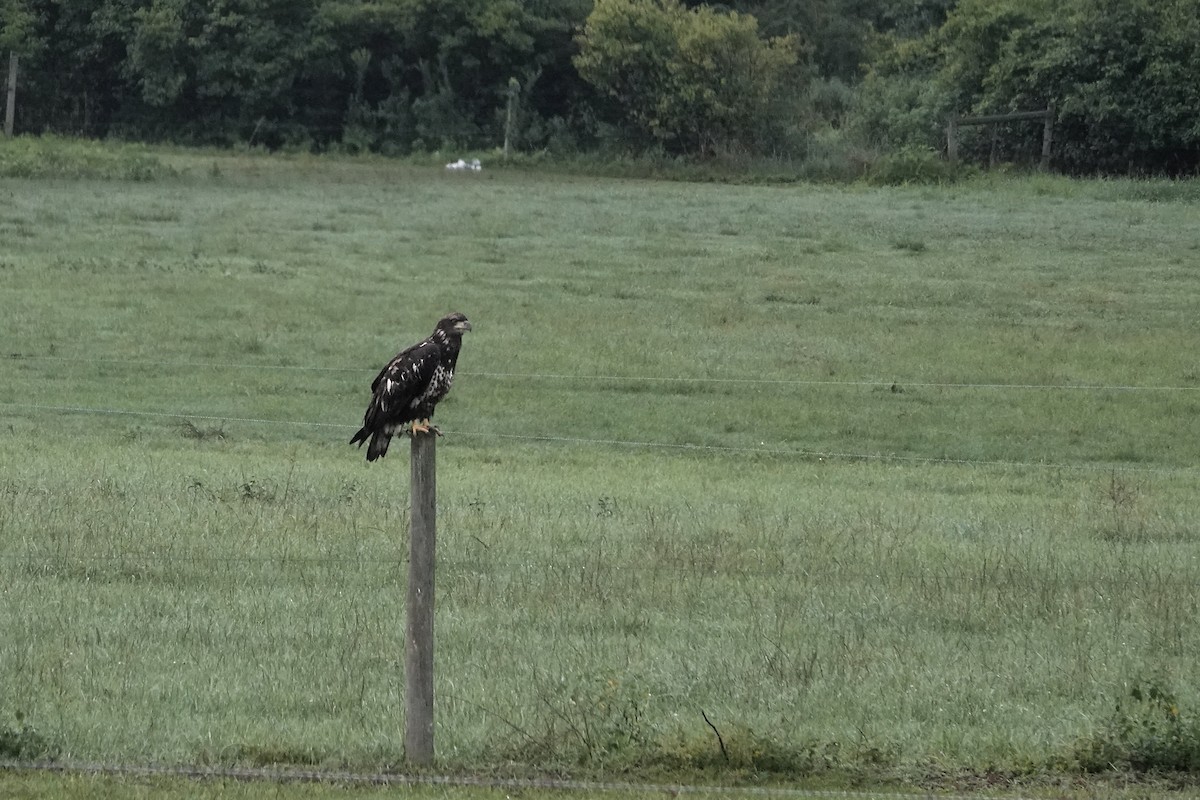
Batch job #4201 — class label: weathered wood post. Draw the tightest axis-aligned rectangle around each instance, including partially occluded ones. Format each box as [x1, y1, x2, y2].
[405, 431, 437, 765]
[1040, 104, 1055, 170]
[945, 109, 1053, 170]
[4, 53, 17, 138]
[503, 78, 519, 161]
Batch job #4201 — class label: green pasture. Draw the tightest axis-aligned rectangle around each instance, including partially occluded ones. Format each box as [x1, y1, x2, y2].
[3, 142, 1200, 788]
[3, 771, 1198, 800]
[7, 772, 1195, 800]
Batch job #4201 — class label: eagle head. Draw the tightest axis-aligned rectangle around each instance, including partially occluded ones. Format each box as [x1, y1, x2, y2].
[437, 312, 472, 336]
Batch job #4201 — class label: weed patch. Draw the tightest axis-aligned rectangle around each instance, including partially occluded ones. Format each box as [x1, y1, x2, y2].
[0, 135, 176, 180]
[1073, 678, 1200, 773]
[180, 419, 226, 442]
[0, 713, 59, 760]
[865, 146, 965, 186]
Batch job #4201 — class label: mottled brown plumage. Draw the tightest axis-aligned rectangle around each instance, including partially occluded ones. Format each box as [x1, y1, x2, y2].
[350, 312, 471, 461]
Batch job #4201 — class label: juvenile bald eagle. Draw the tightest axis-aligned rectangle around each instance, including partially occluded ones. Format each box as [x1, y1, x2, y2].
[350, 312, 472, 461]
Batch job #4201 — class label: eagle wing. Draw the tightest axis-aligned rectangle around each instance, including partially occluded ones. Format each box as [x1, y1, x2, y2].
[351, 325, 461, 461]
[365, 338, 443, 428]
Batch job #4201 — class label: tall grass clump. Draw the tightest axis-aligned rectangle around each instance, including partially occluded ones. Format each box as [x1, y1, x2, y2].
[0, 711, 59, 760]
[1073, 678, 1200, 774]
[865, 145, 968, 185]
[0, 135, 175, 180]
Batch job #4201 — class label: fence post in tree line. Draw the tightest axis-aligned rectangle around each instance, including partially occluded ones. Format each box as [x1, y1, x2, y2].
[405, 430, 437, 765]
[1040, 103, 1055, 170]
[503, 77, 519, 160]
[4, 52, 17, 137]
[946, 107, 1054, 170]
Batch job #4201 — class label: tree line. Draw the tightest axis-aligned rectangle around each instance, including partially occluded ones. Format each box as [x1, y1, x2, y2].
[1, 0, 1197, 174]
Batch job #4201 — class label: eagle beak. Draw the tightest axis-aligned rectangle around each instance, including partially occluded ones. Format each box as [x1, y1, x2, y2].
[456, 320, 473, 333]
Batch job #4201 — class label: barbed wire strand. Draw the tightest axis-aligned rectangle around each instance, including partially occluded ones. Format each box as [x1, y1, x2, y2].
[2, 400, 1195, 475]
[0, 759, 1028, 800]
[5, 353, 1199, 393]
[6, 553, 1199, 591]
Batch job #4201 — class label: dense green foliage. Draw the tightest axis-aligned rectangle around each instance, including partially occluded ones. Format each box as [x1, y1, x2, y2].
[574, 0, 801, 154]
[1, 0, 1197, 172]
[3, 0, 593, 151]
[859, 0, 1200, 174]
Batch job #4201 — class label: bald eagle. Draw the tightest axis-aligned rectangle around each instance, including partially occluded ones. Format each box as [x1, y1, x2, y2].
[350, 312, 472, 461]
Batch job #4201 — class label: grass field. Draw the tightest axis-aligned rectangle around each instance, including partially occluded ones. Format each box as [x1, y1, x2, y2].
[3, 140, 1200, 793]
[6, 772, 1193, 800]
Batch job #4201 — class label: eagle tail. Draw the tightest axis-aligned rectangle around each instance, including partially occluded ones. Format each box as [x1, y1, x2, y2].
[366, 431, 391, 461]
[350, 425, 393, 462]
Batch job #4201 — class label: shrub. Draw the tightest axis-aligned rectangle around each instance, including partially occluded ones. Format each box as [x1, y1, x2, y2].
[937, 0, 1200, 174]
[865, 145, 963, 185]
[1073, 677, 1200, 773]
[0, 712, 59, 760]
[849, 76, 945, 153]
[0, 135, 176, 180]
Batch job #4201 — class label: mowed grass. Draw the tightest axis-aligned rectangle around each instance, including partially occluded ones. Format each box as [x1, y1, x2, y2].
[8, 773, 1194, 800]
[0, 773, 768, 800]
[3, 142, 1200, 786]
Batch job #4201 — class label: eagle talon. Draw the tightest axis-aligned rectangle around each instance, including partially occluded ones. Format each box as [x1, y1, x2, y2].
[409, 419, 441, 437]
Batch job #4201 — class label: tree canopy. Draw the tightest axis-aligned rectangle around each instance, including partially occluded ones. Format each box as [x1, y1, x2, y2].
[574, 0, 802, 154]
[859, 0, 1200, 174]
[1, 0, 1196, 173]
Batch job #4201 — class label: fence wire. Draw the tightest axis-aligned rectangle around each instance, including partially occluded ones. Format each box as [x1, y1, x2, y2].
[6, 352, 1200, 393]
[4, 551, 1199, 588]
[1, 399, 1196, 476]
[7, 350, 1200, 474]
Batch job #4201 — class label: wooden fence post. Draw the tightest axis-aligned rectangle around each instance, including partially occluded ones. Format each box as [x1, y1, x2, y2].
[945, 108, 1053, 170]
[405, 431, 437, 765]
[1040, 103, 1055, 170]
[503, 78, 519, 160]
[4, 53, 17, 137]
